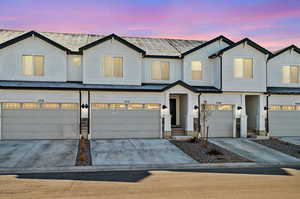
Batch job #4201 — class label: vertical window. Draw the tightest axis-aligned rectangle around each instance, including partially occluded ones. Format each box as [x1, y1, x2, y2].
[22, 55, 44, 76]
[234, 58, 253, 79]
[191, 61, 202, 80]
[151, 61, 170, 80]
[282, 66, 299, 83]
[71, 56, 81, 67]
[103, 56, 123, 78]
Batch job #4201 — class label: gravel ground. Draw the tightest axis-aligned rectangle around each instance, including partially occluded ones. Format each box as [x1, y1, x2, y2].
[170, 140, 251, 163]
[76, 139, 92, 166]
[254, 138, 300, 159]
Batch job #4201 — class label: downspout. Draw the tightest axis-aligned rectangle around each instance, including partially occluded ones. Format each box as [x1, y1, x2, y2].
[197, 93, 202, 135]
[79, 90, 82, 139]
[266, 94, 270, 136]
[220, 55, 223, 90]
[88, 90, 91, 139]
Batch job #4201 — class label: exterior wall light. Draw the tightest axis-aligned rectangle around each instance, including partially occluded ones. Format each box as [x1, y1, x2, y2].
[264, 106, 268, 110]
[162, 105, 167, 109]
[194, 105, 199, 110]
[237, 106, 243, 110]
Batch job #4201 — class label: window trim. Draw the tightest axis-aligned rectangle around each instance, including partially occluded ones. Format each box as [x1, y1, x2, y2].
[151, 61, 170, 81]
[102, 56, 124, 78]
[22, 55, 45, 76]
[233, 58, 253, 79]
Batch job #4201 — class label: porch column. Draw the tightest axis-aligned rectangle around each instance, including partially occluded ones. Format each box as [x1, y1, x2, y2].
[257, 95, 266, 135]
[240, 94, 248, 138]
[186, 94, 195, 136]
[163, 93, 172, 138]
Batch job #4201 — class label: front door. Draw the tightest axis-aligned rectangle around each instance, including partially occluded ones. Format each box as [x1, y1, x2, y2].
[170, 99, 177, 126]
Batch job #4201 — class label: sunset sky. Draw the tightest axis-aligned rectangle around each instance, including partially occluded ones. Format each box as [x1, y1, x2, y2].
[1, 0, 300, 50]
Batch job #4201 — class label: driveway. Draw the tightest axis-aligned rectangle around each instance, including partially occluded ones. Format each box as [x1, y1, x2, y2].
[0, 140, 78, 168]
[279, 137, 300, 147]
[209, 138, 300, 163]
[91, 139, 198, 166]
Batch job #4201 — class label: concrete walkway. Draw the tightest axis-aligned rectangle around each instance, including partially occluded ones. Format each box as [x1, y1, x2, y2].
[0, 140, 78, 168]
[279, 137, 300, 147]
[209, 138, 300, 163]
[91, 139, 198, 166]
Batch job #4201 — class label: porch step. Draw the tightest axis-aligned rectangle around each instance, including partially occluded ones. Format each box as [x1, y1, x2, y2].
[172, 135, 193, 141]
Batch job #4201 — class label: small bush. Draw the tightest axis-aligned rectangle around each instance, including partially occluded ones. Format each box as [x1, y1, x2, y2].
[206, 149, 223, 156]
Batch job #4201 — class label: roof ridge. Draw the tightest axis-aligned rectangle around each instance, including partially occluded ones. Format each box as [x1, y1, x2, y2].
[166, 39, 182, 57]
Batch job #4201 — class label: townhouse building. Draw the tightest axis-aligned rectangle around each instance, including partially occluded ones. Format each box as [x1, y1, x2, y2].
[0, 29, 299, 140]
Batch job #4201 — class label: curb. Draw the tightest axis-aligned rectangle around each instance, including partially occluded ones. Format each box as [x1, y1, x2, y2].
[1, 162, 300, 174]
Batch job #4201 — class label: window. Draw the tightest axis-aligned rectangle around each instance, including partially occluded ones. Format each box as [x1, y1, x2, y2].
[282, 66, 299, 83]
[269, 105, 281, 111]
[2, 103, 21, 109]
[103, 56, 123, 78]
[91, 104, 109, 109]
[71, 57, 81, 67]
[61, 104, 78, 110]
[23, 103, 39, 109]
[22, 55, 44, 76]
[218, 105, 233, 110]
[151, 61, 169, 80]
[234, 58, 253, 79]
[41, 103, 59, 109]
[110, 104, 125, 109]
[282, 105, 296, 111]
[191, 61, 203, 80]
[145, 104, 160, 110]
[128, 104, 144, 110]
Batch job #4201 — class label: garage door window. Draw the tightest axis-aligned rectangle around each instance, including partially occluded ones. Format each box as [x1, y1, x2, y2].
[269, 105, 298, 111]
[41, 103, 59, 109]
[92, 104, 109, 109]
[2, 103, 21, 109]
[203, 104, 233, 111]
[296, 106, 300, 111]
[61, 103, 78, 110]
[145, 104, 160, 110]
[23, 103, 39, 109]
[218, 105, 233, 110]
[269, 105, 281, 111]
[282, 105, 296, 111]
[110, 104, 126, 109]
[128, 104, 144, 110]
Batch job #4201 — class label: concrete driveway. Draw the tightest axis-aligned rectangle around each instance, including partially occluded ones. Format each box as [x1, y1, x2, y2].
[209, 138, 300, 163]
[91, 139, 198, 166]
[0, 140, 78, 168]
[279, 137, 300, 147]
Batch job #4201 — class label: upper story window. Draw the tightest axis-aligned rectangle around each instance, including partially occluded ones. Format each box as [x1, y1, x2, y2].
[71, 57, 81, 67]
[234, 58, 253, 79]
[22, 55, 44, 76]
[191, 61, 203, 80]
[151, 61, 169, 80]
[103, 56, 123, 78]
[282, 65, 299, 83]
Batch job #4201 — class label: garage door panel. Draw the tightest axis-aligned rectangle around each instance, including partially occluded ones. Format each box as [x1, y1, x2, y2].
[2, 104, 79, 139]
[208, 110, 233, 138]
[91, 108, 160, 139]
[269, 111, 300, 137]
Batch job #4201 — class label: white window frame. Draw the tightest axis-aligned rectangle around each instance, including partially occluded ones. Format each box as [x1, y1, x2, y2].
[102, 56, 123, 78]
[22, 55, 45, 76]
[151, 61, 170, 80]
[191, 61, 203, 80]
[233, 58, 253, 79]
[282, 65, 299, 84]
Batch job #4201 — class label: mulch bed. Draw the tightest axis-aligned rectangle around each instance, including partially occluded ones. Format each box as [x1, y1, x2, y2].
[170, 140, 252, 163]
[76, 139, 92, 166]
[254, 138, 300, 159]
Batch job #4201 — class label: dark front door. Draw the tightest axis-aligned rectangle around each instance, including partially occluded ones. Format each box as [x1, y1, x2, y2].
[170, 99, 177, 126]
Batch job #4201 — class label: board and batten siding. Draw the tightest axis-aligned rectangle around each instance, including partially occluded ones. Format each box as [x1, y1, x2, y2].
[183, 40, 229, 87]
[0, 36, 67, 82]
[222, 43, 267, 92]
[82, 39, 142, 85]
[267, 50, 300, 87]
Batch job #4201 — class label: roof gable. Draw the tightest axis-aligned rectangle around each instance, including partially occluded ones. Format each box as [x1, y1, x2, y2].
[0, 30, 71, 52]
[79, 33, 146, 55]
[209, 38, 272, 58]
[268, 45, 300, 60]
[181, 35, 234, 57]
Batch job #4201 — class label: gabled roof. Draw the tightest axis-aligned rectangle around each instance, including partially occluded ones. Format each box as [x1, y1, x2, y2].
[268, 45, 300, 60]
[209, 38, 273, 58]
[161, 80, 221, 93]
[0, 30, 72, 53]
[79, 33, 146, 55]
[181, 35, 234, 57]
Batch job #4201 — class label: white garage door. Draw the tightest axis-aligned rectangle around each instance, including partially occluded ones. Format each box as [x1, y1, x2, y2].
[1, 103, 80, 139]
[206, 104, 234, 137]
[91, 103, 161, 139]
[269, 105, 300, 137]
